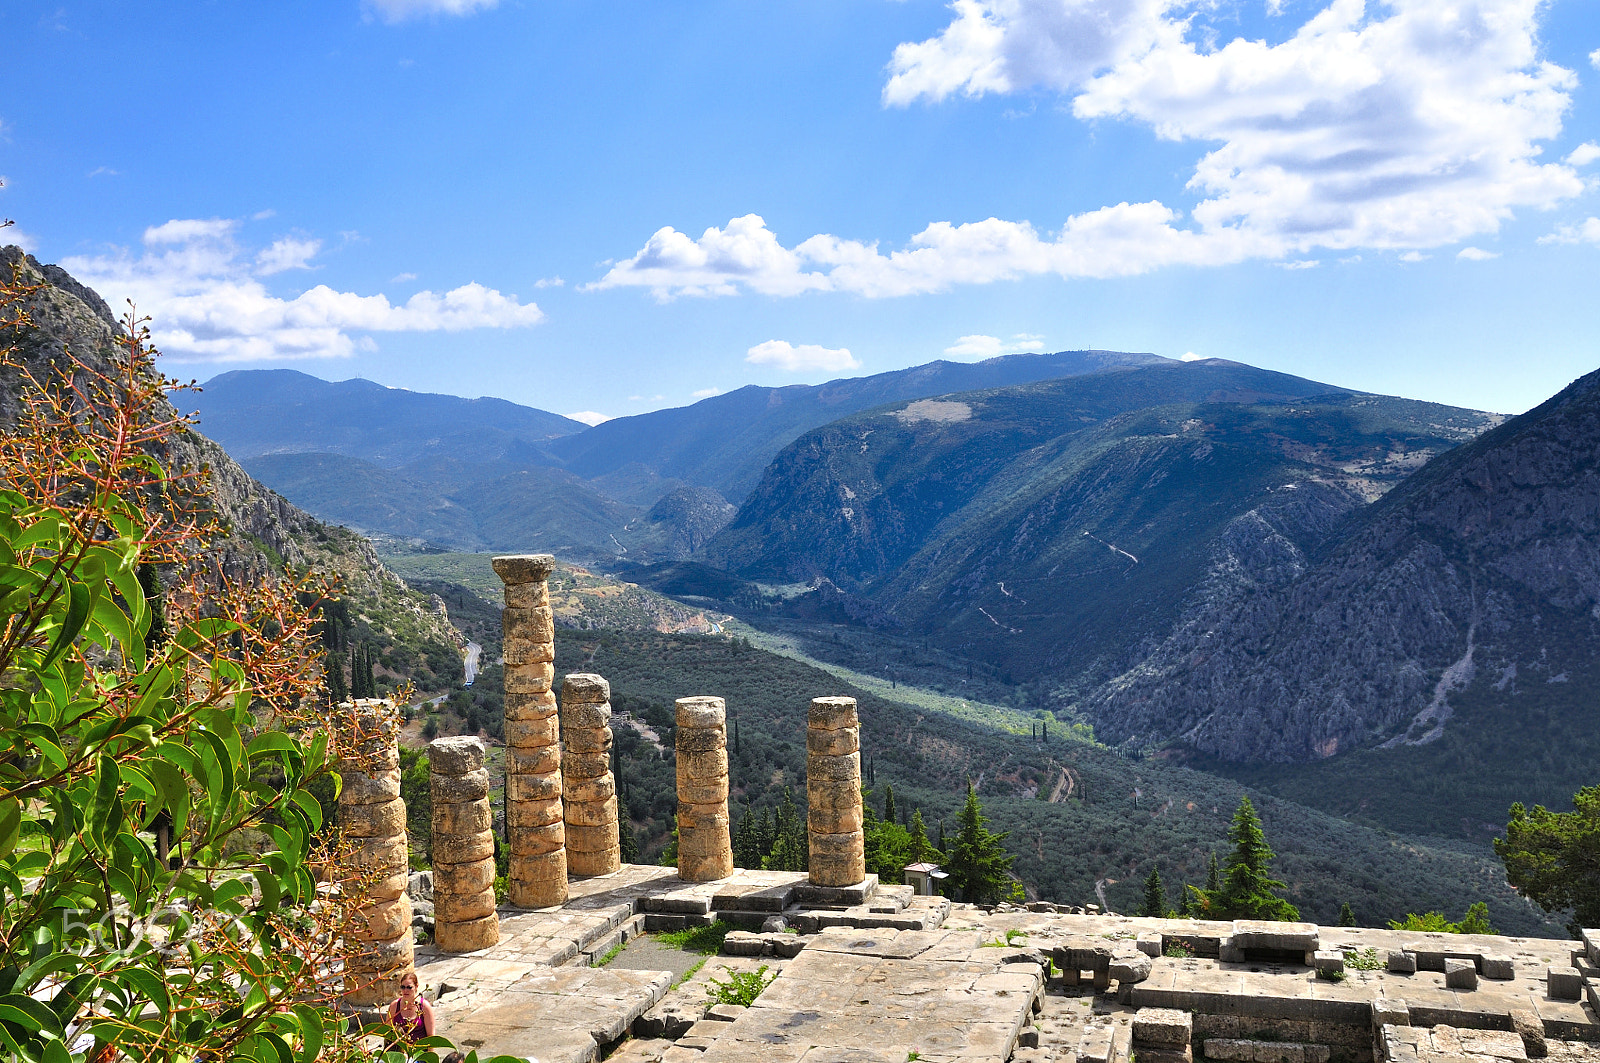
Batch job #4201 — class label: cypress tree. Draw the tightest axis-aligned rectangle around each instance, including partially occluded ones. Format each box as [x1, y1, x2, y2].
[1205, 851, 1220, 893]
[1338, 901, 1357, 927]
[325, 651, 348, 705]
[620, 824, 639, 864]
[883, 783, 897, 826]
[1141, 867, 1166, 918]
[908, 809, 940, 864]
[942, 782, 1019, 905]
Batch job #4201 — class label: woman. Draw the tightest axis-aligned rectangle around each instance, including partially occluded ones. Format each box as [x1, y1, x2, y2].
[388, 973, 435, 1050]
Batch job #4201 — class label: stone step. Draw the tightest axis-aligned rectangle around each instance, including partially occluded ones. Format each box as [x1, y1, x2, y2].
[792, 873, 878, 907]
[643, 912, 715, 932]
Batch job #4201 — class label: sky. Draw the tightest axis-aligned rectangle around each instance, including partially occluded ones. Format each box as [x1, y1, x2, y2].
[3, 0, 1598, 424]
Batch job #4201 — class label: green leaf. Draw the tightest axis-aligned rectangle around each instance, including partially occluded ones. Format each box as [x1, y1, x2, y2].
[291, 1003, 324, 1063]
[40, 579, 91, 672]
[0, 800, 20, 860]
[0, 993, 64, 1035]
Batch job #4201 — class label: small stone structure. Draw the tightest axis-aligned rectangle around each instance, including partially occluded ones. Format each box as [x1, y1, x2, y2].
[561, 673, 621, 877]
[806, 696, 865, 887]
[336, 698, 413, 1006]
[429, 736, 499, 952]
[493, 553, 567, 909]
[674, 696, 733, 882]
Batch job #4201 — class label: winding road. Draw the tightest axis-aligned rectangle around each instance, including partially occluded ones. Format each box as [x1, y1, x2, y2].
[463, 641, 482, 687]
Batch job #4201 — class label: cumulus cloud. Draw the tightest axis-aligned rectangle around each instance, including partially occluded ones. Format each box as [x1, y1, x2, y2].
[1591, 47, 1600, 70]
[1456, 246, 1498, 260]
[364, 0, 497, 23]
[1181, 351, 1204, 361]
[566, 411, 611, 426]
[1538, 217, 1600, 246]
[61, 218, 544, 362]
[601, 2, 1583, 300]
[944, 333, 1046, 358]
[745, 340, 861, 373]
[1565, 142, 1600, 167]
[691, 387, 723, 399]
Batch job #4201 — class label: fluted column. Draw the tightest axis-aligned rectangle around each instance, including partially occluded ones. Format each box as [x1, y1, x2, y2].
[429, 736, 499, 952]
[675, 696, 733, 882]
[492, 553, 567, 909]
[562, 673, 621, 876]
[337, 698, 414, 1006]
[807, 696, 865, 887]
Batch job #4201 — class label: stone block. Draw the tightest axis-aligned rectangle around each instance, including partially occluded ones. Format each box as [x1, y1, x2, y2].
[1510, 1008, 1546, 1058]
[722, 931, 766, 956]
[807, 804, 863, 834]
[502, 638, 555, 666]
[493, 553, 555, 584]
[1444, 957, 1477, 990]
[806, 783, 860, 815]
[509, 849, 567, 908]
[806, 726, 858, 756]
[348, 933, 414, 973]
[676, 696, 725, 730]
[808, 830, 863, 859]
[434, 799, 493, 835]
[434, 886, 496, 922]
[565, 774, 616, 803]
[432, 826, 492, 870]
[1110, 951, 1153, 984]
[367, 869, 409, 904]
[503, 605, 555, 642]
[1137, 934, 1164, 958]
[432, 858, 494, 897]
[435, 911, 500, 953]
[339, 767, 402, 805]
[352, 833, 407, 870]
[504, 716, 559, 748]
[564, 718, 614, 749]
[507, 743, 561, 775]
[340, 795, 407, 839]
[510, 819, 565, 856]
[1076, 1022, 1119, 1063]
[430, 769, 490, 804]
[1204, 1040, 1256, 1062]
[679, 805, 731, 833]
[1250, 1045, 1305, 1063]
[809, 696, 858, 731]
[677, 779, 730, 805]
[807, 849, 865, 888]
[1387, 950, 1417, 974]
[568, 844, 620, 878]
[503, 661, 555, 694]
[705, 1004, 746, 1022]
[1546, 966, 1582, 1000]
[565, 822, 618, 852]
[561, 672, 611, 703]
[1312, 950, 1345, 975]
[1582, 927, 1600, 965]
[427, 736, 487, 775]
[679, 849, 733, 883]
[1372, 998, 1409, 1029]
[1135, 1049, 1192, 1063]
[504, 689, 558, 721]
[676, 726, 726, 753]
[1133, 1007, 1192, 1047]
[502, 578, 549, 610]
[565, 794, 618, 828]
[1232, 920, 1319, 953]
[563, 750, 611, 779]
[353, 894, 412, 941]
[807, 752, 860, 782]
[1481, 954, 1515, 980]
[678, 749, 730, 782]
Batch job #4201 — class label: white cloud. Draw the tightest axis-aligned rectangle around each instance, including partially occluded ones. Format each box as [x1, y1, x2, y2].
[534, 276, 565, 288]
[944, 333, 1046, 358]
[87, 166, 119, 178]
[1456, 246, 1498, 260]
[391, 272, 418, 283]
[1399, 251, 1430, 262]
[1565, 142, 1600, 167]
[1275, 259, 1319, 270]
[1180, 351, 1204, 361]
[566, 411, 611, 426]
[364, 0, 497, 22]
[691, 387, 723, 399]
[61, 218, 544, 362]
[745, 340, 861, 373]
[1538, 217, 1600, 246]
[603, 1, 1584, 300]
[1591, 47, 1600, 71]
[254, 237, 321, 275]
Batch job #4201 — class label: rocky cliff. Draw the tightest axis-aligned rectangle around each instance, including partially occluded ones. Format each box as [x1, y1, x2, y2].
[1, 246, 462, 686]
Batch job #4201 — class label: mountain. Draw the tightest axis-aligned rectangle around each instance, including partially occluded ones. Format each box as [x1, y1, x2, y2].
[190, 368, 587, 466]
[543, 350, 1176, 503]
[1, 247, 465, 694]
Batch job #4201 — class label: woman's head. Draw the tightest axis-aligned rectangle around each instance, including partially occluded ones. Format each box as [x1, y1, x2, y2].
[398, 974, 418, 995]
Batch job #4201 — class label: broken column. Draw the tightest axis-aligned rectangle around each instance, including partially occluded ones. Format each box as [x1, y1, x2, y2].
[561, 673, 621, 876]
[337, 698, 414, 1006]
[807, 696, 865, 887]
[492, 553, 567, 909]
[675, 696, 733, 882]
[429, 736, 499, 952]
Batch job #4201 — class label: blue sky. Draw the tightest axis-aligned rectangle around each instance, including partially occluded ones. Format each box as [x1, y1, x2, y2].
[3, 0, 1598, 423]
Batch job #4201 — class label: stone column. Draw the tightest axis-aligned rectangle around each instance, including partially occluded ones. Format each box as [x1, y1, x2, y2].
[561, 674, 621, 876]
[807, 696, 865, 887]
[429, 736, 499, 952]
[337, 698, 414, 1007]
[492, 554, 567, 909]
[675, 696, 733, 882]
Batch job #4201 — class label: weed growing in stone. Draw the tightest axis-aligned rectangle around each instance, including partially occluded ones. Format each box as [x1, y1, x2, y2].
[657, 920, 733, 954]
[707, 965, 776, 1007]
[1343, 947, 1384, 971]
[1164, 942, 1194, 958]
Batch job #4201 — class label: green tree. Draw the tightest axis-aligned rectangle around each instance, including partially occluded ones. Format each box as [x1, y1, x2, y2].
[882, 782, 897, 827]
[764, 787, 807, 872]
[1338, 901, 1358, 927]
[1495, 785, 1600, 937]
[1188, 796, 1298, 921]
[1388, 902, 1495, 935]
[1140, 867, 1165, 918]
[943, 782, 1021, 905]
[907, 808, 941, 866]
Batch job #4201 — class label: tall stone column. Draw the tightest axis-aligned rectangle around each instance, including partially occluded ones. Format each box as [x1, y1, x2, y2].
[337, 698, 414, 1007]
[807, 696, 865, 887]
[675, 696, 733, 882]
[429, 736, 499, 952]
[561, 674, 621, 877]
[492, 554, 567, 909]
